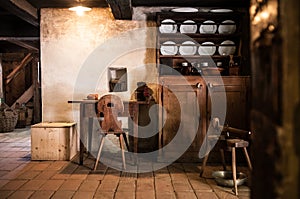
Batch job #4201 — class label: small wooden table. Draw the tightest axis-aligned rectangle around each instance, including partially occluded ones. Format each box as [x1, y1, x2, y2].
[68, 99, 139, 165]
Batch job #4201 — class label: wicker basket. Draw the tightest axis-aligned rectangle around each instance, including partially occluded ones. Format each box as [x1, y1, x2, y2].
[0, 108, 18, 133]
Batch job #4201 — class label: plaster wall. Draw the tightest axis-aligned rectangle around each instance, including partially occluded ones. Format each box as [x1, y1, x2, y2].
[40, 8, 157, 122]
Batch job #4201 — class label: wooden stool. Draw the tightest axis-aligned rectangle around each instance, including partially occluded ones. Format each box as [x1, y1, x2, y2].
[200, 119, 252, 196]
[226, 138, 252, 195]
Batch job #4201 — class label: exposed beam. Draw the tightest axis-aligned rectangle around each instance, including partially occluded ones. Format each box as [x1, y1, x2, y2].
[0, 37, 39, 52]
[106, 0, 132, 20]
[0, 15, 39, 37]
[31, 56, 41, 123]
[0, 0, 39, 26]
[26, 0, 108, 8]
[7, 40, 39, 52]
[6, 53, 34, 85]
[10, 0, 37, 18]
[0, 37, 39, 41]
[0, 41, 36, 53]
[132, 0, 249, 7]
[11, 84, 34, 109]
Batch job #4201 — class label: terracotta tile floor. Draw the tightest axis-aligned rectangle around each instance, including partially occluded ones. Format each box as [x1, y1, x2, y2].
[0, 128, 250, 199]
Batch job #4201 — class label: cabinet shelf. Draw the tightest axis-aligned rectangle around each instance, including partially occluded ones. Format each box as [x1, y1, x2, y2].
[156, 10, 249, 76]
[158, 33, 241, 39]
[158, 55, 240, 59]
[157, 11, 243, 24]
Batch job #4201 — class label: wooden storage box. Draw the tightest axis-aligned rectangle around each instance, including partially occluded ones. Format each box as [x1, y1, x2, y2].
[31, 122, 77, 160]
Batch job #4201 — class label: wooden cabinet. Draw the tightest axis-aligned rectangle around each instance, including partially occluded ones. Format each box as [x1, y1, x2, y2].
[156, 9, 251, 162]
[157, 10, 250, 76]
[159, 76, 250, 162]
[205, 76, 250, 129]
[159, 76, 206, 162]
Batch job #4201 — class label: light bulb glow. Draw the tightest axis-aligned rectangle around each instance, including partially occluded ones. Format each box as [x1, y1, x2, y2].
[69, 6, 91, 16]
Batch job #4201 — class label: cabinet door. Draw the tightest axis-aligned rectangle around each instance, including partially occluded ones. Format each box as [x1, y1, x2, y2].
[161, 83, 206, 162]
[206, 77, 249, 129]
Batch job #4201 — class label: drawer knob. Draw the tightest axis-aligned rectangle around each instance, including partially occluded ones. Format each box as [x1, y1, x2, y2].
[196, 82, 202, 88]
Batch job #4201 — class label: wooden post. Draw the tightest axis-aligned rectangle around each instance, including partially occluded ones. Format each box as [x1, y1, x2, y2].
[32, 55, 41, 123]
[0, 54, 3, 99]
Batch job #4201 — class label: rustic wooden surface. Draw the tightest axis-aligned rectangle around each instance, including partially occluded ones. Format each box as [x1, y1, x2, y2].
[159, 76, 250, 162]
[31, 122, 77, 161]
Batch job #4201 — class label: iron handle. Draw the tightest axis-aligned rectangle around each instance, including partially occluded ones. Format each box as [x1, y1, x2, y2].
[196, 82, 202, 88]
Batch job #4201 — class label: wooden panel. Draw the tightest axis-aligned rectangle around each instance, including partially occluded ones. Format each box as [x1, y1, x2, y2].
[160, 77, 206, 162]
[159, 76, 249, 162]
[203, 76, 250, 164]
[206, 76, 250, 129]
[31, 122, 77, 160]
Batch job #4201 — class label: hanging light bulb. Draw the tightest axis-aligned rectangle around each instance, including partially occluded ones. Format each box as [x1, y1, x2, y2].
[68, 0, 91, 16]
[69, 6, 91, 16]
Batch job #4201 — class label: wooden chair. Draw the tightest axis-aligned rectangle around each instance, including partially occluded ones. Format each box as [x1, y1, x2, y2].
[93, 94, 130, 170]
[200, 118, 252, 195]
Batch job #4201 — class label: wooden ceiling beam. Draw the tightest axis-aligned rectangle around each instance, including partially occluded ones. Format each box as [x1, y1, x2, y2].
[0, 16, 39, 37]
[26, 0, 108, 8]
[0, 0, 39, 27]
[1, 37, 39, 52]
[7, 40, 39, 52]
[106, 0, 132, 20]
[0, 42, 33, 53]
[0, 37, 39, 41]
[132, 0, 249, 7]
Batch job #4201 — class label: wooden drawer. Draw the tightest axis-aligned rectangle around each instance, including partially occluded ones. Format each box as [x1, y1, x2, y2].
[31, 122, 77, 160]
